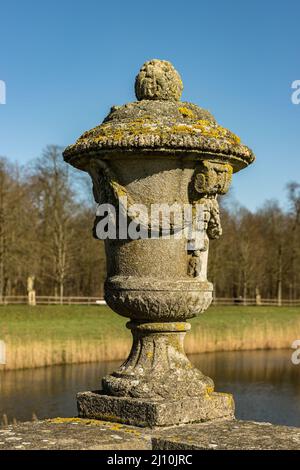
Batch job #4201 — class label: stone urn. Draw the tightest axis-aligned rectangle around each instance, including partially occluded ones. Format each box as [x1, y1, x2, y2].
[63, 59, 254, 427]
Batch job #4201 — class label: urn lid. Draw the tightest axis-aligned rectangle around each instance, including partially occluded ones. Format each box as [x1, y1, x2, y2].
[63, 59, 255, 172]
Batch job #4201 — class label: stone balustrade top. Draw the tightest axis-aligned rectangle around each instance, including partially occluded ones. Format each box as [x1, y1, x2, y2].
[1, 418, 299, 450]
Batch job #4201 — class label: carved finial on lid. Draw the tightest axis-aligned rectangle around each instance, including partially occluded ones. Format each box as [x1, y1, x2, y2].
[135, 59, 183, 101]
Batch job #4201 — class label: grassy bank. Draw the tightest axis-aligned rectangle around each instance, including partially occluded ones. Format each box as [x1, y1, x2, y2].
[0, 305, 299, 370]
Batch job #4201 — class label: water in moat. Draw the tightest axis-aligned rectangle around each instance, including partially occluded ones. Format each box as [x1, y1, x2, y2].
[1, 349, 300, 427]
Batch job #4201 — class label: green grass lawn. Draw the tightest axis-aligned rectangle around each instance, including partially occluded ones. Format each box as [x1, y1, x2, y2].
[193, 305, 300, 335]
[1, 304, 299, 341]
[0, 304, 299, 370]
[0, 305, 128, 342]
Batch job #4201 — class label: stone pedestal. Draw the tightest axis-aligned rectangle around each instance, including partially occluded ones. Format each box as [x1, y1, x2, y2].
[77, 320, 234, 427]
[103, 322, 213, 399]
[76, 320, 234, 426]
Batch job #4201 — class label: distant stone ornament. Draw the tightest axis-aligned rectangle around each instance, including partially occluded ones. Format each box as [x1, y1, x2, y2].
[27, 275, 36, 307]
[64, 59, 255, 427]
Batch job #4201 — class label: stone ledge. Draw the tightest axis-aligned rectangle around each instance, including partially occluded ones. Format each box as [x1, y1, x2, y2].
[0, 418, 152, 450]
[0, 418, 300, 450]
[152, 420, 300, 450]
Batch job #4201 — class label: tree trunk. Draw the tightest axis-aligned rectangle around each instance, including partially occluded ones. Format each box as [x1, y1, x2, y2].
[60, 281, 64, 305]
[243, 281, 247, 306]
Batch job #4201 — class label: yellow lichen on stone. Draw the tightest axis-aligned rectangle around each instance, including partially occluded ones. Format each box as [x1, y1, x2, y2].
[178, 107, 195, 118]
[109, 424, 123, 431]
[170, 124, 195, 134]
[124, 429, 141, 436]
[110, 180, 127, 198]
[224, 163, 233, 175]
[47, 417, 109, 426]
[216, 392, 235, 406]
[46, 417, 142, 431]
[192, 120, 241, 145]
[76, 117, 241, 149]
[206, 386, 214, 395]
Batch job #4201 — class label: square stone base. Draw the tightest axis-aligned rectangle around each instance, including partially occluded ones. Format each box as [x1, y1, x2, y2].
[77, 390, 235, 428]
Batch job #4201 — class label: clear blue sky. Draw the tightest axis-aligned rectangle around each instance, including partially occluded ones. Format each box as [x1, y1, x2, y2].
[1, 0, 299, 211]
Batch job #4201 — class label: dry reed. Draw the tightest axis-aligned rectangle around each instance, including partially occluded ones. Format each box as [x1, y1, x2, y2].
[1, 315, 299, 371]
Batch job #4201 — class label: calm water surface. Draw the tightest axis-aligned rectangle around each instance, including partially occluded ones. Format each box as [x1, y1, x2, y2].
[1, 349, 300, 427]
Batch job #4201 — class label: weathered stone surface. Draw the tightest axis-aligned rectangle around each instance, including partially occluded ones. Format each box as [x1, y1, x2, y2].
[63, 59, 254, 169]
[64, 59, 255, 426]
[104, 279, 213, 322]
[77, 391, 234, 427]
[152, 420, 300, 450]
[102, 322, 215, 399]
[63, 100, 254, 171]
[0, 419, 152, 450]
[1, 419, 300, 450]
[135, 59, 183, 101]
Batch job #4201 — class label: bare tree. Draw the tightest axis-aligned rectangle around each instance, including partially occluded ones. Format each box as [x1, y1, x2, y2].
[0, 158, 30, 300]
[30, 146, 77, 303]
[287, 182, 300, 299]
[1, 150, 299, 302]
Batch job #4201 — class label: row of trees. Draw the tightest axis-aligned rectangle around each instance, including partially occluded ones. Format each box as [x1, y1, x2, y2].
[0, 146, 105, 302]
[0, 146, 299, 301]
[209, 184, 300, 300]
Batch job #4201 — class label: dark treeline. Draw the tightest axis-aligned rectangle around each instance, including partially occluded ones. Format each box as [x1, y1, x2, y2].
[210, 185, 300, 301]
[0, 146, 106, 301]
[0, 145, 300, 301]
